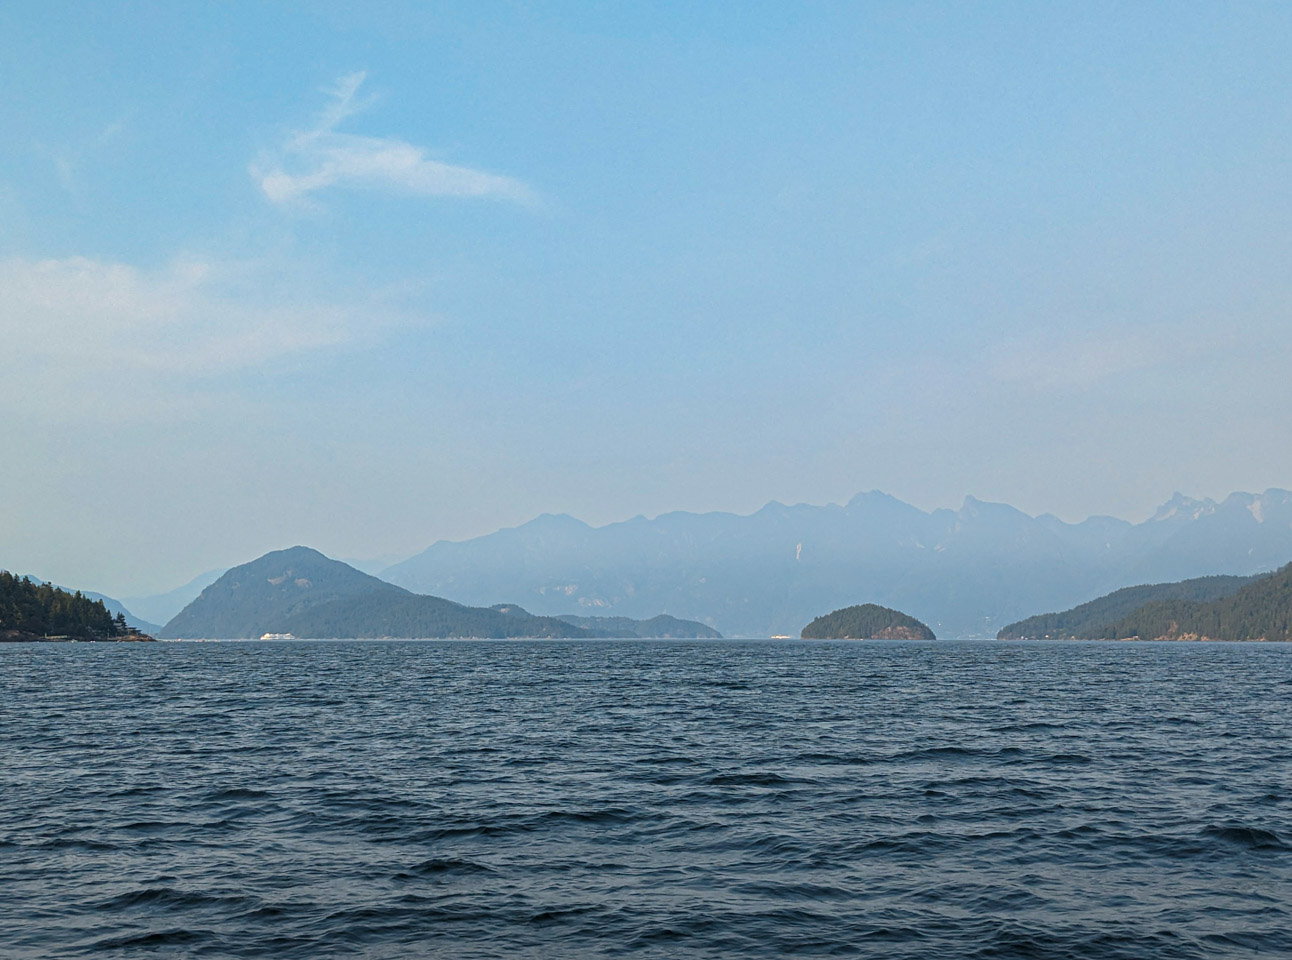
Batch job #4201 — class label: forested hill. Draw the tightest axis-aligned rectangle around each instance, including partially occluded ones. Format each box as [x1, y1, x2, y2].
[1, 571, 136, 640]
[998, 565, 1292, 641]
[1103, 563, 1292, 641]
[801, 604, 935, 640]
[492, 605, 722, 638]
[560, 613, 723, 639]
[160, 547, 593, 639]
[998, 574, 1262, 640]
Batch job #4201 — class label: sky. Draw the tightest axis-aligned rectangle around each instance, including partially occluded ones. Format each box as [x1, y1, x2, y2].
[3, 1, 1292, 596]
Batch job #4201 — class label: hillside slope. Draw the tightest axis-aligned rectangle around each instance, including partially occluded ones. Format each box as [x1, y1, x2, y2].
[998, 574, 1261, 640]
[1, 571, 142, 640]
[160, 547, 590, 639]
[492, 605, 721, 638]
[801, 604, 935, 640]
[1106, 563, 1292, 641]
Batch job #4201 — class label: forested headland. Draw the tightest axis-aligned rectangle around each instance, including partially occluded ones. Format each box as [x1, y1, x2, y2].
[0, 572, 150, 641]
[998, 574, 1260, 640]
[999, 564, 1292, 641]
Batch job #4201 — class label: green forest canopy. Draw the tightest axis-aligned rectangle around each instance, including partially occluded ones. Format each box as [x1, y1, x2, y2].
[1105, 563, 1292, 641]
[0, 571, 125, 639]
[801, 603, 935, 640]
[997, 574, 1260, 639]
[999, 564, 1292, 641]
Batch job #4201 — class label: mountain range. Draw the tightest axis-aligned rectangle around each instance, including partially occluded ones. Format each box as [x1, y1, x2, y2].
[381, 489, 1292, 637]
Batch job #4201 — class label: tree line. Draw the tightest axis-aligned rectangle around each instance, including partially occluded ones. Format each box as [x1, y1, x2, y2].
[0, 571, 123, 639]
[801, 603, 935, 640]
[998, 564, 1292, 641]
[1107, 564, 1292, 641]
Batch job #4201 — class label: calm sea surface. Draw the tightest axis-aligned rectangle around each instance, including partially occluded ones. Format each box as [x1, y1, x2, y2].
[2, 639, 1291, 959]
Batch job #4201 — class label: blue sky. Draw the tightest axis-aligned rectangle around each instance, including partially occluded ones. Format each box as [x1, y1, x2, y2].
[4, 2, 1292, 595]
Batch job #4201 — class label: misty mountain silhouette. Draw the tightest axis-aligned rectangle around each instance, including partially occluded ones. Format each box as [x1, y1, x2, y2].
[382, 489, 1292, 637]
[160, 547, 592, 639]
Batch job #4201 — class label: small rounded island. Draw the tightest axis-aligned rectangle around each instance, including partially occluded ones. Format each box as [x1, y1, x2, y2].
[801, 604, 935, 640]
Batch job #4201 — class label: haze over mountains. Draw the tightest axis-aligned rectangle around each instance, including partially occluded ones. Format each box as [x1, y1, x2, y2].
[22, 487, 1292, 640]
[160, 548, 593, 640]
[158, 547, 719, 639]
[122, 570, 226, 628]
[11, 576, 160, 635]
[382, 489, 1292, 637]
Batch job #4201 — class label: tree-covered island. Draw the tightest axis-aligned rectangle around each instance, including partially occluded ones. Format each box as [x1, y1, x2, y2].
[801, 603, 935, 640]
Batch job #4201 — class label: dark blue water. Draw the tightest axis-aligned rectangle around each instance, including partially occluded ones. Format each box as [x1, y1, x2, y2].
[3, 640, 1291, 958]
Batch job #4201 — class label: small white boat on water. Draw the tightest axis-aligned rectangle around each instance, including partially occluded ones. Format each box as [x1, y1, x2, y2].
[259, 633, 296, 641]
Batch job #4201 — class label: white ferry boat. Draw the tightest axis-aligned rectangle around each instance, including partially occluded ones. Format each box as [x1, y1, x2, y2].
[259, 633, 296, 641]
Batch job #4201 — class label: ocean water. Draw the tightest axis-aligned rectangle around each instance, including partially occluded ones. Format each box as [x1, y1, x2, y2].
[2, 639, 1291, 959]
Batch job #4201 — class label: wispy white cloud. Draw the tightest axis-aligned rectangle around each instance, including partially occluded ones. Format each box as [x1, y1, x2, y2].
[253, 71, 534, 207]
[2, 256, 346, 371]
[0, 255, 408, 422]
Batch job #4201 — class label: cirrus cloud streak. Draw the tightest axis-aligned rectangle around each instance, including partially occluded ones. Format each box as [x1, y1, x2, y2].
[252, 72, 534, 207]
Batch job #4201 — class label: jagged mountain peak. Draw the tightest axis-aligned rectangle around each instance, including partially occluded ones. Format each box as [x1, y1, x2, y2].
[1216, 488, 1292, 525]
[846, 489, 914, 510]
[1150, 492, 1217, 523]
[525, 512, 590, 529]
[959, 495, 1026, 515]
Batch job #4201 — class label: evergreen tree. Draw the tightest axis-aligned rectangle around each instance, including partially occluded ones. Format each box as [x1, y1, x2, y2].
[0, 571, 118, 639]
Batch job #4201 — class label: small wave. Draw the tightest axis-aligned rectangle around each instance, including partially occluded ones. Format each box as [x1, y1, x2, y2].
[990, 721, 1069, 732]
[1202, 824, 1290, 850]
[706, 771, 805, 786]
[33, 836, 121, 852]
[204, 787, 272, 801]
[1045, 752, 1094, 764]
[96, 886, 251, 912]
[632, 754, 694, 765]
[1203, 929, 1292, 953]
[91, 926, 210, 950]
[527, 905, 599, 924]
[729, 879, 852, 901]
[893, 745, 1026, 762]
[535, 807, 641, 827]
[964, 923, 1212, 960]
[393, 857, 496, 880]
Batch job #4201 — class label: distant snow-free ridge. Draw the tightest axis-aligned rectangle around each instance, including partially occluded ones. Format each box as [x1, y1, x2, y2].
[381, 489, 1292, 637]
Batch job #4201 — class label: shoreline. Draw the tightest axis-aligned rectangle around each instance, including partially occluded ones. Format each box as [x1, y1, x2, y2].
[0, 630, 156, 643]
